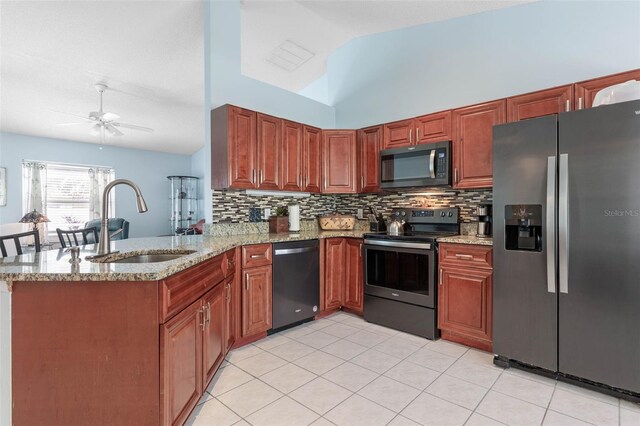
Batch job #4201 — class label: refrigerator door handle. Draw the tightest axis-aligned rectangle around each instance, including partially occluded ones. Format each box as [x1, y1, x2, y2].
[559, 153, 569, 294]
[546, 156, 557, 293]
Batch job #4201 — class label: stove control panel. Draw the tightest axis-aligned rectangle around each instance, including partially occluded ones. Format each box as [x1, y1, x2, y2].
[393, 207, 459, 224]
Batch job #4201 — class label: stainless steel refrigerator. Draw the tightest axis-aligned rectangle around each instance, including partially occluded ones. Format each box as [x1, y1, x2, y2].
[493, 99, 640, 396]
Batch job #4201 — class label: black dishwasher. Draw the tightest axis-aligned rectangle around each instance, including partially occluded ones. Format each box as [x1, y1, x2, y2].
[272, 240, 320, 330]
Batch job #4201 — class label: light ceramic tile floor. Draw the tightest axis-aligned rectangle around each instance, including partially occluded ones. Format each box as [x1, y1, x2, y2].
[187, 312, 640, 426]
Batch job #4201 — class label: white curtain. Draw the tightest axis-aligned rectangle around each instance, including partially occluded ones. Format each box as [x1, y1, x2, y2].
[88, 168, 115, 219]
[22, 161, 47, 240]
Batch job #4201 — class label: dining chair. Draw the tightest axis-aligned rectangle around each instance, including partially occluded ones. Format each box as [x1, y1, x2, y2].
[0, 230, 41, 257]
[56, 227, 99, 249]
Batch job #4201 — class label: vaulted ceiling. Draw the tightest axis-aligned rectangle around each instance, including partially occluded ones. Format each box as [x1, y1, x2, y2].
[0, 0, 204, 155]
[240, 0, 535, 94]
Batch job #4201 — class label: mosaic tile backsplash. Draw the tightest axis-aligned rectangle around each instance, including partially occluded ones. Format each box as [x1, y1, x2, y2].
[211, 189, 492, 224]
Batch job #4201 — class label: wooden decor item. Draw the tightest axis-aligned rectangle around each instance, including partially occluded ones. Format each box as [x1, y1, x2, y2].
[268, 216, 289, 233]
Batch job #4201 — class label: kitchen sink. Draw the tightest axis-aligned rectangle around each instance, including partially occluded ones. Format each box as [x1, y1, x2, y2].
[91, 250, 197, 263]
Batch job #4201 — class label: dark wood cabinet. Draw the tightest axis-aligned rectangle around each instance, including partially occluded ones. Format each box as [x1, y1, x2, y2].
[161, 297, 204, 426]
[241, 265, 272, 337]
[507, 85, 573, 122]
[302, 126, 322, 193]
[212, 105, 257, 190]
[574, 69, 640, 110]
[256, 113, 281, 190]
[415, 110, 452, 144]
[438, 243, 493, 352]
[224, 275, 236, 353]
[322, 130, 357, 193]
[323, 238, 364, 314]
[281, 120, 304, 191]
[383, 118, 414, 148]
[324, 238, 346, 310]
[202, 284, 225, 387]
[343, 239, 364, 314]
[452, 100, 506, 189]
[357, 126, 381, 193]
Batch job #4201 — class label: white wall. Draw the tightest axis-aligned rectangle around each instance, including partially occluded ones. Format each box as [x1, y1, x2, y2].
[209, 0, 336, 128]
[0, 132, 192, 238]
[309, 0, 640, 128]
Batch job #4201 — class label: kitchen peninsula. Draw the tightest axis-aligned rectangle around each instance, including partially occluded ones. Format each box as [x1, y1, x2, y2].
[1, 230, 378, 426]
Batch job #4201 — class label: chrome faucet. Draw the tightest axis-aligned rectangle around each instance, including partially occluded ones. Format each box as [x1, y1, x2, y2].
[87, 179, 148, 259]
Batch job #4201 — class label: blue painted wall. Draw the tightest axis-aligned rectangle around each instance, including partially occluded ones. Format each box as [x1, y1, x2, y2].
[310, 0, 640, 128]
[0, 132, 192, 238]
[209, 0, 336, 128]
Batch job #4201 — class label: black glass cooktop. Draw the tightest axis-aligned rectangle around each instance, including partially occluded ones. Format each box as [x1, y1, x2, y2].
[363, 231, 459, 243]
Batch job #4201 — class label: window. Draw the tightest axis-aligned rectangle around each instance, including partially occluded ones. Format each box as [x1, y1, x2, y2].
[22, 161, 114, 238]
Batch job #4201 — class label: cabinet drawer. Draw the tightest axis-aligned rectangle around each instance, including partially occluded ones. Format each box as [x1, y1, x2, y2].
[439, 243, 492, 269]
[242, 244, 272, 268]
[223, 248, 237, 277]
[160, 255, 225, 322]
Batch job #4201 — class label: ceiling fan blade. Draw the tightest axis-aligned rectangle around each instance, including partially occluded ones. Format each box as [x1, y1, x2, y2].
[56, 122, 86, 126]
[112, 122, 154, 133]
[102, 112, 120, 122]
[50, 110, 94, 122]
[105, 124, 124, 137]
[90, 123, 102, 136]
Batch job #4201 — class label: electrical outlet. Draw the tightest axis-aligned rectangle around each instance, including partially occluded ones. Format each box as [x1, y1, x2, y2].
[357, 208, 364, 219]
[264, 208, 271, 219]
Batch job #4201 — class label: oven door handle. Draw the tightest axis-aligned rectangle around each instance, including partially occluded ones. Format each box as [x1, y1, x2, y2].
[364, 239, 432, 250]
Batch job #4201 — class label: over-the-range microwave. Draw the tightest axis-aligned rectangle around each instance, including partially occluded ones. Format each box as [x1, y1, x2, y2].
[380, 141, 452, 189]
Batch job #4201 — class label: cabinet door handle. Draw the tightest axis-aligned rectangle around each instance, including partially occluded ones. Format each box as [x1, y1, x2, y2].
[260, 169, 264, 183]
[252, 169, 256, 183]
[409, 129, 413, 144]
[455, 253, 474, 260]
[250, 254, 265, 259]
[565, 99, 570, 112]
[199, 307, 206, 331]
[578, 97, 583, 110]
[324, 176, 327, 190]
[454, 168, 459, 184]
[439, 269, 443, 286]
[245, 273, 249, 290]
[416, 128, 420, 142]
[361, 176, 364, 190]
[206, 302, 211, 325]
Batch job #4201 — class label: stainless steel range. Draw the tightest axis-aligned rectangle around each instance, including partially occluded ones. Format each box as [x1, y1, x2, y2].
[363, 207, 459, 339]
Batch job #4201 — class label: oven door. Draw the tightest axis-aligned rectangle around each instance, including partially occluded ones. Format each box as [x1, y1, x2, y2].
[363, 240, 436, 308]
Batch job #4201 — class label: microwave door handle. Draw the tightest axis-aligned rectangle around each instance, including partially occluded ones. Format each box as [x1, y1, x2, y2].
[429, 150, 436, 179]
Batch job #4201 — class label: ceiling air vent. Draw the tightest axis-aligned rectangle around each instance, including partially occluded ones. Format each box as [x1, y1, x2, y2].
[265, 40, 314, 72]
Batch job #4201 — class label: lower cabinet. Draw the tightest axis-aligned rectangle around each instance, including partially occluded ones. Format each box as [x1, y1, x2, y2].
[344, 238, 364, 314]
[242, 265, 273, 336]
[438, 243, 493, 352]
[323, 237, 364, 315]
[161, 283, 225, 426]
[224, 274, 237, 352]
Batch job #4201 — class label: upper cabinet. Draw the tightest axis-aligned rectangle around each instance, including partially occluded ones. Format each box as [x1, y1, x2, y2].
[383, 111, 452, 149]
[281, 120, 303, 192]
[415, 110, 452, 143]
[212, 69, 638, 193]
[357, 125, 382, 193]
[574, 69, 640, 110]
[507, 85, 573, 122]
[452, 100, 506, 189]
[302, 126, 322, 193]
[322, 130, 358, 193]
[256, 113, 281, 190]
[212, 106, 257, 190]
[383, 118, 414, 149]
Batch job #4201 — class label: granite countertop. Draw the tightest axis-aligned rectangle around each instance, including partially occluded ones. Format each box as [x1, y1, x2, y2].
[0, 230, 368, 283]
[437, 235, 493, 246]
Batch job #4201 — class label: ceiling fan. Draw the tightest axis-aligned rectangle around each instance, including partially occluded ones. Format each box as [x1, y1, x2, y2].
[54, 84, 154, 141]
